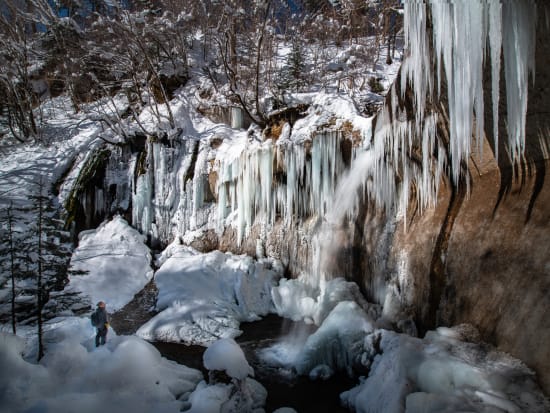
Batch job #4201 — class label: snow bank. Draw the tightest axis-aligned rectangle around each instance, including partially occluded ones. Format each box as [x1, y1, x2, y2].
[67, 216, 154, 312]
[0, 319, 203, 413]
[185, 338, 266, 413]
[341, 327, 550, 413]
[137, 244, 282, 345]
[203, 338, 253, 380]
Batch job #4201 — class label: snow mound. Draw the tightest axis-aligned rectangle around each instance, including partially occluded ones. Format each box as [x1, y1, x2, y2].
[271, 276, 376, 326]
[67, 215, 154, 312]
[203, 338, 253, 380]
[185, 338, 266, 413]
[0, 321, 203, 413]
[185, 378, 266, 413]
[137, 244, 282, 345]
[295, 301, 374, 377]
[260, 300, 374, 379]
[341, 327, 550, 413]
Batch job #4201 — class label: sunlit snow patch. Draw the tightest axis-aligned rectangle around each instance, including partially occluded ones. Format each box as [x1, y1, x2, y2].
[0, 318, 203, 413]
[136, 243, 282, 345]
[67, 216, 154, 311]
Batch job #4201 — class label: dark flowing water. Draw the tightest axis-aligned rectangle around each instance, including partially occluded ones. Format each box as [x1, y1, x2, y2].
[111, 286, 356, 413]
[153, 315, 355, 413]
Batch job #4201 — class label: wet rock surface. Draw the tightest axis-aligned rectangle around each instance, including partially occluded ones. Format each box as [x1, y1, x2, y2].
[109, 279, 158, 336]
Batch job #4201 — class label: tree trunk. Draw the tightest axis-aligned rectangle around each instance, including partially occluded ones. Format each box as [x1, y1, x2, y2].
[7, 203, 16, 335]
[37, 179, 44, 362]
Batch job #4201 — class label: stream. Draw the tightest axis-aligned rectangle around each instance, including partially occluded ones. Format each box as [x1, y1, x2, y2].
[110, 281, 356, 413]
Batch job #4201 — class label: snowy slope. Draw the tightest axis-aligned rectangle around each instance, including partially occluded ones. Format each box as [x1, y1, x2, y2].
[67, 216, 154, 312]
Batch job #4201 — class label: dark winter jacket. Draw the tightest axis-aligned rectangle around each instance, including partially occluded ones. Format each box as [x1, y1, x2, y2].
[95, 308, 109, 330]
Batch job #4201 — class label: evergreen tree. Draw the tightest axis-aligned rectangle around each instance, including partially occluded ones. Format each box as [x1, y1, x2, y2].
[0, 202, 35, 334]
[1, 203, 18, 334]
[277, 40, 306, 97]
[28, 178, 73, 361]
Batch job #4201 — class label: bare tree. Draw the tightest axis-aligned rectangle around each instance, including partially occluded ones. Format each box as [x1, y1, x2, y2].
[0, 1, 40, 142]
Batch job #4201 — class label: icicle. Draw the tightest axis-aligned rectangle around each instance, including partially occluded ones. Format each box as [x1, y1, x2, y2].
[382, 0, 538, 217]
[231, 107, 244, 129]
[488, 1, 502, 162]
[502, 1, 536, 163]
[402, 1, 432, 127]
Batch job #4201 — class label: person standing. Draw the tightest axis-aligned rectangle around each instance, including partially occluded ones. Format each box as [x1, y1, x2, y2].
[91, 301, 110, 347]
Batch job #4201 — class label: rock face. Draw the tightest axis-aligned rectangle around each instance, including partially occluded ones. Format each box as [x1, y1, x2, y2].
[348, 15, 550, 393]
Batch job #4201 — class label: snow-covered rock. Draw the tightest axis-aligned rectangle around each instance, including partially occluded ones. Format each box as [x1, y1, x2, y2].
[136, 244, 282, 345]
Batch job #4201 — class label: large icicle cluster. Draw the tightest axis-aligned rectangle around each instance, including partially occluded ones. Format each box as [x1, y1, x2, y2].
[216, 130, 346, 241]
[342, 0, 537, 225]
[132, 137, 214, 243]
[402, 0, 536, 185]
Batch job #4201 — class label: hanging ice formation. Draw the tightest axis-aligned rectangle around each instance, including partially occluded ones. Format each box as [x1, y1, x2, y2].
[216, 130, 346, 242]
[403, 0, 535, 187]
[125, 1, 536, 247]
[343, 0, 537, 225]
[217, 0, 537, 242]
[132, 137, 215, 243]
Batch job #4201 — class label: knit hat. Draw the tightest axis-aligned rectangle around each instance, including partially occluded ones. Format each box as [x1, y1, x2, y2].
[97, 301, 106, 308]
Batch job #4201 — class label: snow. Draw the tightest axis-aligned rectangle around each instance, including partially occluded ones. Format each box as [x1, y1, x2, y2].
[340, 327, 549, 413]
[0, 320, 203, 413]
[186, 377, 267, 413]
[186, 381, 233, 413]
[67, 216, 154, 312]
[262, 290, 549, 413]
[261, 301, 375, 379]
[136, 243, 282, 345]
[203, 338, 253, 380]
[0, 97, 103, 213]
[185, 338, 267, 413]
[294, 301, 374, 377]
[271, 276, 376, 326]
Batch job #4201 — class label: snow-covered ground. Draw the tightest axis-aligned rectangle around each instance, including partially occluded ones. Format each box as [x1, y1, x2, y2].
[66, 215, 154, 312]
[0, 324, 203, 413]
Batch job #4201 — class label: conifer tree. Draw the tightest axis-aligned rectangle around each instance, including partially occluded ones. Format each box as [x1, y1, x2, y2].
[29, 177, 73, 361]
[4, 203, 17, 334]
[276, 40, 306, 100]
